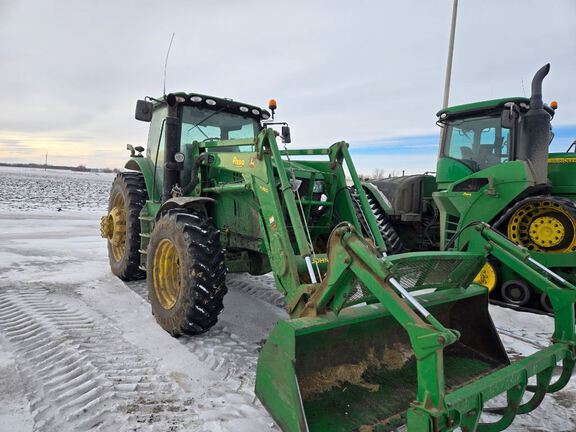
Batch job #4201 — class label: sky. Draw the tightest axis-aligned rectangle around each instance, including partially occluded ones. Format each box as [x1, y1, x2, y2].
[0, 0, 575, 175]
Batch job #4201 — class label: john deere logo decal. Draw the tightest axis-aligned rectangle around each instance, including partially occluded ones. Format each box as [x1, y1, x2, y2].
[312, 257, 329, 265]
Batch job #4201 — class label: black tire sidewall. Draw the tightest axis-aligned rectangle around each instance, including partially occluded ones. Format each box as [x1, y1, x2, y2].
[146, 210, 226, 336]
[108, 174, 144, 279]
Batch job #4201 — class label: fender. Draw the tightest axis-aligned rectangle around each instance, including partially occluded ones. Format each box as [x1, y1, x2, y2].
[157, 197, 216, 219]
[124, 158, 160, 202]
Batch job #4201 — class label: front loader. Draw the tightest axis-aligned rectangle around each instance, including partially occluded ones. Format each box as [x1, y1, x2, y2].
[101, 91, 575, 431]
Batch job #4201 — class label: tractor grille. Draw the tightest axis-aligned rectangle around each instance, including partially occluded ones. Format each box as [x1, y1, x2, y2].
[344, 253, 484, 307]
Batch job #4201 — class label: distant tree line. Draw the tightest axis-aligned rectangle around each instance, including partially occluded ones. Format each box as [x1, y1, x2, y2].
[0, 162, 119, 173]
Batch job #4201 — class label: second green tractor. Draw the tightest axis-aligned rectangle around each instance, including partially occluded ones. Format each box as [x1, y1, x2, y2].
[364, 64, 576, 313]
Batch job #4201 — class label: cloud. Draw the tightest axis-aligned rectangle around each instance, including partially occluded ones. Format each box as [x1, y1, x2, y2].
[0, 0, 574, 169]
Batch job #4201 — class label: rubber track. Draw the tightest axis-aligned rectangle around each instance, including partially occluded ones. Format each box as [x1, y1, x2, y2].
[351, 187, 404, 254]
[0, 287, 191, 431]
[491, 194, 576, 314]
[489, 299, 553, 317]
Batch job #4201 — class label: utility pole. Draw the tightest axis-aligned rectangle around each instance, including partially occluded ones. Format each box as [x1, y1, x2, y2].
[442, 0, 458, 109]
[45, 152, 48, 170]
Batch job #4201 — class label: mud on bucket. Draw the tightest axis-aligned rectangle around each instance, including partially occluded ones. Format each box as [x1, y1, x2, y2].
[255, 286, 508, 432]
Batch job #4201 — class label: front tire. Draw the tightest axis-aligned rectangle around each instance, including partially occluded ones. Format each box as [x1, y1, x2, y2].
[147, 209, 227, 336]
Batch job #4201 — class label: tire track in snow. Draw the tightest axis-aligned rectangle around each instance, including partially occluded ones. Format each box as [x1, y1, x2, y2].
[0, 287, 193, 432]
[124, 274, 282, 381]
[123, 277, 278, 430]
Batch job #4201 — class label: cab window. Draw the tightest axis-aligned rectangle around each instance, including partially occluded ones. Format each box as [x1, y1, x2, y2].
[443, 115, 511, 171]
[181, 106, 260, 152]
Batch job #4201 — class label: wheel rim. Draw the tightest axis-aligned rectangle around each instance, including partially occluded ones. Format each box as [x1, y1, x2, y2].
[101, 192, 127, 261]
[153, 239, 181, 310]
[473, 262, 497, 293]
[507, 200, 576, 252]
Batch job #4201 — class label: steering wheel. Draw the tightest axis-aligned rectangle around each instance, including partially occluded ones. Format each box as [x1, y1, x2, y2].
[202, 137, 220, 142]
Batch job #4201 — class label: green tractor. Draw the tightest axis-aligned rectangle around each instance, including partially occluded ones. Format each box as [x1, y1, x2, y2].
[101, 89, 576, 431]
[365, 64, 576, 313]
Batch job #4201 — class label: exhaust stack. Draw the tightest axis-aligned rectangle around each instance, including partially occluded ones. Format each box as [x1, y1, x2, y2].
[516, 64, 552, 185]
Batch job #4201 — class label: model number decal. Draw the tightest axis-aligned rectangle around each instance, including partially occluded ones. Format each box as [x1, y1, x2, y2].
[549, 157, 576, 164]
[232, 156, 245, 167]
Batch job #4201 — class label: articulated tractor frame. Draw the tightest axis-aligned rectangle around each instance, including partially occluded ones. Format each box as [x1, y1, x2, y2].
[101, 92, 576, 431]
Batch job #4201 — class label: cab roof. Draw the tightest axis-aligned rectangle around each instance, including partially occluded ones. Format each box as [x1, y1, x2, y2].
[436, 97, 530, 118]
[152, 92, 271, 122]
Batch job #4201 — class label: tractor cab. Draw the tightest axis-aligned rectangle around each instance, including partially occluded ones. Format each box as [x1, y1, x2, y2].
[436, 95, 556, 189]
[137, 92, 271, 152]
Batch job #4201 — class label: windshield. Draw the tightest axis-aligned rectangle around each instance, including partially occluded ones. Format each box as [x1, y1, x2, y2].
[442, 115, 511, 172]
[181, 106, 260, 144]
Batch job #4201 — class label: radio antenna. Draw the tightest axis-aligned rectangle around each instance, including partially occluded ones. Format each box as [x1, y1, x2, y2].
[163, 33, 176, 96]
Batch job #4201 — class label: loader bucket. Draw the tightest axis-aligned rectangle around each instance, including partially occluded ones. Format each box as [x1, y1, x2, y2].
[256, 285, 509, 432]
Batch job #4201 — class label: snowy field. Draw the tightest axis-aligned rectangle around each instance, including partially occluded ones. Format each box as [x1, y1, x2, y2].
[0, 166, 574, 432]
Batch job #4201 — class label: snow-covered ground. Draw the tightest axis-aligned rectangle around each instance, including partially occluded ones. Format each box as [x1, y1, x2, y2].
[0, 166, 574, 431]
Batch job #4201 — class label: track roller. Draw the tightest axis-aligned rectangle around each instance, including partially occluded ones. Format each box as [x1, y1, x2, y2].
[500, 279, 532, 306]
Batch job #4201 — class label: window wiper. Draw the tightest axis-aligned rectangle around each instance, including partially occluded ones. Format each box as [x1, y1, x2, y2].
[187, 108, 225, 139]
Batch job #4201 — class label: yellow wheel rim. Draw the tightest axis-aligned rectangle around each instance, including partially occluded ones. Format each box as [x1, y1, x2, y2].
[153, 239, 181, 310]
[473, 262, 497, 293]
[507, 200, 576, 252]
[529, 215, 565, 248]
[101, 192, 127, 262]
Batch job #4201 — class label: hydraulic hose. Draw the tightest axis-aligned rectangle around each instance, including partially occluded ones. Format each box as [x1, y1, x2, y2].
[181, 153, 211, 196]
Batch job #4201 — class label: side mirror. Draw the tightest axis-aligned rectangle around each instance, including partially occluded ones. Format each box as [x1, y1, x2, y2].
[281, 125, 291, 144]
[501, 103, 519, 129]
[135, 99, 153, 122]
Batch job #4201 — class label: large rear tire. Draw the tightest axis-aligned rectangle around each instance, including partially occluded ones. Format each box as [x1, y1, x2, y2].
[147, 209, 227, 336]
[102, 172, 147, 280]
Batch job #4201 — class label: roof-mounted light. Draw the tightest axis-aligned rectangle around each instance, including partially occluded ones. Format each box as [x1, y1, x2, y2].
[190, 96, 202, 102]
[252, 109, 260, 115]
[206, 99, 217, 106]
[239, 106, 249, 113]
[550, 101, 558, 110]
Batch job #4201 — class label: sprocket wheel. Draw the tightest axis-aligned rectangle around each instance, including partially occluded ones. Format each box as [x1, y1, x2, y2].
[507, 198, 576, 253]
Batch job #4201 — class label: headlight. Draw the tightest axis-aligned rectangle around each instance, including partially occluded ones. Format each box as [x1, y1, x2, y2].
[174, 152, 185, 163]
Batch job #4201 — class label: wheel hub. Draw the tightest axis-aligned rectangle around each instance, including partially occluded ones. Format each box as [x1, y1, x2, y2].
[153, 239, 181, 310]
[529, 216, 565, 248]
[102, 191, 127, 262]
[100, 214, 114, 239]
